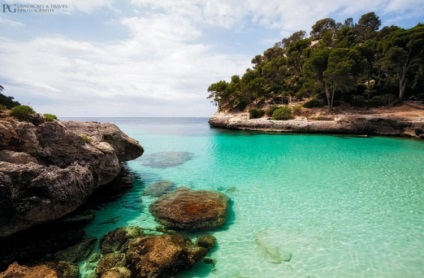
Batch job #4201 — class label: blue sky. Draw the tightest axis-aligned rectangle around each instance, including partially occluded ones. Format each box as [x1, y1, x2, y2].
[0, 0, 423, 117]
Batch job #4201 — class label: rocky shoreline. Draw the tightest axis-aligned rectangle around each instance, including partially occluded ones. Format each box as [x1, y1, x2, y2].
[208, 109, 424, 139]
[0, 116, 144, 237]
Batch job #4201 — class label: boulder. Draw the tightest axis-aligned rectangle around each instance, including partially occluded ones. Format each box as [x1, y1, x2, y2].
[0, 118, 143, 237]
[124, 234, 208, 278]
[149, 188, 229, 231]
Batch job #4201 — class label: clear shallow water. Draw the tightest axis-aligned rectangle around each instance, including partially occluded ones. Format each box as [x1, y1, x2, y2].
[71, 117, 424, 278]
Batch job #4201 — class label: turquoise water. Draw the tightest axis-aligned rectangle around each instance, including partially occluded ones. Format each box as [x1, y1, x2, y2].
[78, 117, 424, 278]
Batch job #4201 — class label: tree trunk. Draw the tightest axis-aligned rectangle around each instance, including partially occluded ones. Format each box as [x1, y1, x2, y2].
[399, 77, 407, 100]
[330, 87, 336, 111]
[324, 85, 332, 111]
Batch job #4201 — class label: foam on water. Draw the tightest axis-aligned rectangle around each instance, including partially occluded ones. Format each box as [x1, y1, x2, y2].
[78, 117, 424, 278]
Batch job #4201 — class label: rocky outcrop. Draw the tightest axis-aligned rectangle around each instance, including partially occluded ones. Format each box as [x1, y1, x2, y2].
[209, 112, 424, 138]
[0, 118, 143, 237]
[149, 188, 229, 231]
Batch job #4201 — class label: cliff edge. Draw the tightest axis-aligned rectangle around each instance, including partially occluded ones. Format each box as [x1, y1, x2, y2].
[0, 116, 143, 237]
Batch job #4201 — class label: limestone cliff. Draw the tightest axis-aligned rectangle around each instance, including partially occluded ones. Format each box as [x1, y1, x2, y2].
[0, 117, 143, 237]
[209, 109, 424, 139]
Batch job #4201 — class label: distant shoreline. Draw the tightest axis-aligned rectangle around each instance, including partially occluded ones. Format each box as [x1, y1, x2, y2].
[208, 103, 424, 139]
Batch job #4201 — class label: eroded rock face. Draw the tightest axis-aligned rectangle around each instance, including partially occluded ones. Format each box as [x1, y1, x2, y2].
[0, 162, 94, 236]
[149, 188, 229, 231]
[0, 118, 143, 237]
[124, 234, 209, 278]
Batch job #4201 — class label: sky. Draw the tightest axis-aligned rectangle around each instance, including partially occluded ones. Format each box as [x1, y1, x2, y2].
[0, 0, 423, 117]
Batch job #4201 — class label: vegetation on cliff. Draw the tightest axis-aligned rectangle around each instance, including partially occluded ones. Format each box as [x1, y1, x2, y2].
[0, 85, 20, 109]
[207, 12, 424, 113]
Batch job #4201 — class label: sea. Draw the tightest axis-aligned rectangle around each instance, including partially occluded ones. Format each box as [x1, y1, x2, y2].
[67, 117, 424, 278]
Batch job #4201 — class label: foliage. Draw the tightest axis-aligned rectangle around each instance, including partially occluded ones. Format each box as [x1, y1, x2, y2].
[303, 98, 325, 108]
[292, 105, 302, 115]
[207, 13, 424, 112]
[265, 105, 279, 117]
[0, 104, 6, 112]
[368, 96, 385, 107]
[272, 106, 292, 120]
[349, 95, 366, 107]
[81, 134, 91, 143]
[11, 105, 36, 121]
[0, 85, 21, 109]
[249, 108, 265, 119]
[43, 113, 58, 121]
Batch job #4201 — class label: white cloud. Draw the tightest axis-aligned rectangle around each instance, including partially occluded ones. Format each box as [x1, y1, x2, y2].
[0, 0, 423, 117]
[0, 10, 249, 116]
[0, 16, 25, 27]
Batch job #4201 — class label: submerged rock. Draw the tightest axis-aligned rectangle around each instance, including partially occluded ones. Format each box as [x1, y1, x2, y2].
[0, 261, 78, 278]
[195, 235, 217, 249]
[96, 253, 129, 278]
[95, 226, 215, 278]
[54, 237, 97, 263]
[143, 180, 176, 197]
[100, 227, 145, 255]
[149, 188, 229, 231]
[255, 230, 292, 264]
[141, 152, 193, 168]
[124, 234, 209, 278]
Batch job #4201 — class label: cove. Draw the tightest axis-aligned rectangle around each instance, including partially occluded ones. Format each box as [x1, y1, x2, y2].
[80, 117, 424, 278]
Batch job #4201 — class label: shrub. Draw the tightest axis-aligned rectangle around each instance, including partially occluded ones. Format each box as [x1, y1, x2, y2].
[81, 134, 91, 143]
[11, 105, 36, 121]
[350, 95, 366, 107]
[382, 94, 402, 106]
[265, 105, 278, 117]
[368, 96, 385, 107]
[235, 100, 248, 111]
[292, 105, 302, 116]
[303, 98, 325, 108]
[43, 113, 58, 121]
[249, 108, 265, 119]
[272, 106, 292, 120]
[0, 104, 6, 112]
